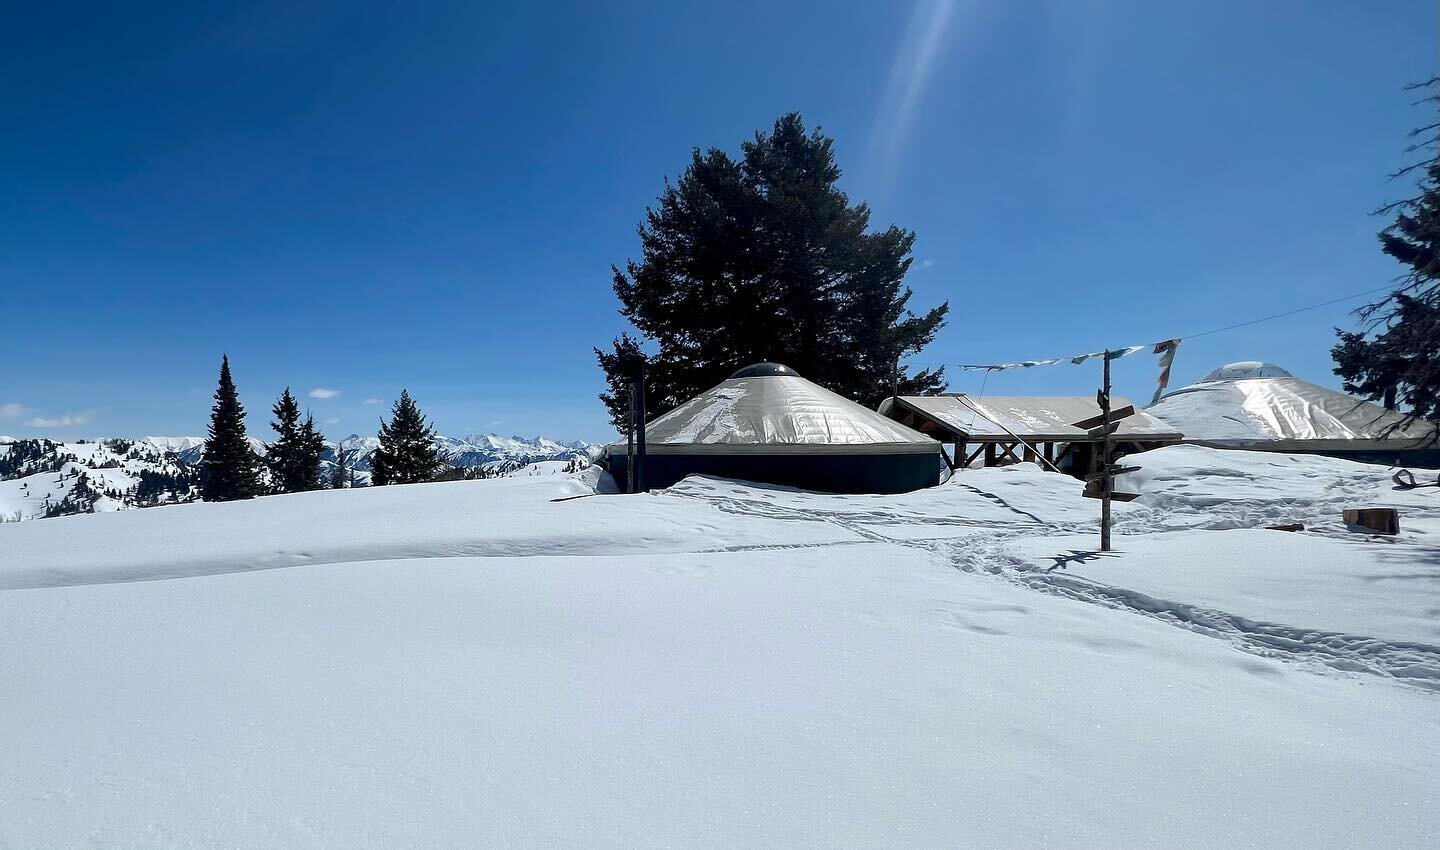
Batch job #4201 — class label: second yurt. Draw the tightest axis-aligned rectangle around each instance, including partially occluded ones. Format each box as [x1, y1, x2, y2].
[1147, 361, 1440, 466]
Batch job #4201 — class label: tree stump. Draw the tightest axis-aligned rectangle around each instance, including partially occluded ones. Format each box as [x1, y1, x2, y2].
[1343, 508, 1400, 535]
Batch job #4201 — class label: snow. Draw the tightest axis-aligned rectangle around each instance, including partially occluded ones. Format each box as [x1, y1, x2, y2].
[0, 433, 595, 521]
[1011, 528, 1440, 643]
[1147, 370, 1435, 448]
[2, 447, 1438, 847]
[0, 439, 183, 520]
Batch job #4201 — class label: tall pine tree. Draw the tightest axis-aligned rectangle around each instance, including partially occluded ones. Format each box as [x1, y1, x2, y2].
[330, 444, 350, 489]
[265, 388, 326, 493]
[199, 355, 262, 502]
[595, 113, 948, 429]
[297, 413, 326, 491]
[1333, 78, 1440, 424]
[265, 388, 305, 493]
[371, 390, 442, 485]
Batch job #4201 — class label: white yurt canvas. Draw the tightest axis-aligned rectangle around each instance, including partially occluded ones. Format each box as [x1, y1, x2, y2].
[607, 363, 943, 493]
[1147, 361, 1439, 464]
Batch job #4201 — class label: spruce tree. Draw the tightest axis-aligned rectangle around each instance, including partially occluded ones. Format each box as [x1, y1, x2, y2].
[265, 388, 305, 493]
[371, 390, 442, 485]
[595, 112, 948, 428]
[330, 444, 349, 489]
[199, 355, 262, 502]
[1333, 78, 1440, 423]
[266, 388, 327, 493]
[297, 413, 326, 491]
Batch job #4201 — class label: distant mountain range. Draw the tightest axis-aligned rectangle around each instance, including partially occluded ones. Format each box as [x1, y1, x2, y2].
[0, 433, 598, 522]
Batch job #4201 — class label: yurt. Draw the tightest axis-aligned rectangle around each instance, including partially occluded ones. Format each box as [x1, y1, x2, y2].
[605, 363, 945, 493]
[1147, 361, 1440, 466]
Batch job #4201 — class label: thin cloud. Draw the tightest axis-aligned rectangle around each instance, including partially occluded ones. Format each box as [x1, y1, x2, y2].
[308, 388, 341, 399]
[325, 417, 340, 425]
[868, 0, 959, 194]
[25, 411, 94, 428]
[363, 397, 382, 405]
[0, 402, 30, 420]
[921, 259, 935, 268]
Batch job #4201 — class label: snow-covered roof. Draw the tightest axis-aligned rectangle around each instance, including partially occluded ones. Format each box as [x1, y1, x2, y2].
[879, 395, 1183, 442]
[1200, 361, 1294, 382]
[610, 365, 939, 455]
[1148, 365, 1439, 451]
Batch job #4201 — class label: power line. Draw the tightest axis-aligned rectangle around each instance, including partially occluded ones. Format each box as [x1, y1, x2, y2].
[1178, 283, 1395, 341]
[906, 282, 1398, 370]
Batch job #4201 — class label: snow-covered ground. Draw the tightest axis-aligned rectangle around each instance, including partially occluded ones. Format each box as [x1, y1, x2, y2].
[0, 434, 593, 522]
[0, 438, 192, 520]
[1, 447, 1438, 847]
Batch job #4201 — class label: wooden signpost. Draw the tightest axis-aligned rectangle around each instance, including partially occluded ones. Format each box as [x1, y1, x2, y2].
[1098, 351, 1114, 551]
[1079, 350, 1138, 550]
[625, 358, 648, 494]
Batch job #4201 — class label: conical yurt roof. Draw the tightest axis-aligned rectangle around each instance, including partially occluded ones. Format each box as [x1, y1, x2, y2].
[611, 363, 939, 455]
[1147, 361, 1438, 451]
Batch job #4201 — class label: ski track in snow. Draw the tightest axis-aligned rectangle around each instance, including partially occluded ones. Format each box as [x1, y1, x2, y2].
[662, 476, 1440, 692]
[6, 446, 1438, 691]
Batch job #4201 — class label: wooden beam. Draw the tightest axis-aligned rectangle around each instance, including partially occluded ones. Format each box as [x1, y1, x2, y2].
[995, 442, 1022, 464]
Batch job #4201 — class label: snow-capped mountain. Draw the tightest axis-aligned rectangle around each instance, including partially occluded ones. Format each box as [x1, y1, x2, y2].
[0, 433, 597, 522]
[326, 432, 595, 473]
[0, 437, 199, 521]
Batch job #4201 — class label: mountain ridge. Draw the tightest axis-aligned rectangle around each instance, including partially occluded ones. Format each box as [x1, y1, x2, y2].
[0, 433, 597, 521]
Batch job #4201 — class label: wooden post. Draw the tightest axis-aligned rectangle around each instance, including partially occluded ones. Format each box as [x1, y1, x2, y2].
[1344, 508, 1399, 535]
[625, 381, 635, 494]
[634, 359, 648, 493]
[1100, 351, 1114, 552]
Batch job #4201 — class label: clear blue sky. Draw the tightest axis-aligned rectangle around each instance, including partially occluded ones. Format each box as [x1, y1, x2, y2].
[1, 0, 1435, 442]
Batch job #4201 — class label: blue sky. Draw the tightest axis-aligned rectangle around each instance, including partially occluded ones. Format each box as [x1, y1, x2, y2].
[1, 0, 1435, 442]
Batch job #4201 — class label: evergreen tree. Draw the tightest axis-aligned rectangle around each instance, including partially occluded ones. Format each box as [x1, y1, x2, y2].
[1333, 78, 1440, 423]
[198, 355, 262, 501]
[265, 388, 304, 493]
[265, 388, 326, 493]
[297, 413, 326, 491]
[595, 113, 948, 428]
[330, 444, 349, 489]
[371, 390, 442, 485]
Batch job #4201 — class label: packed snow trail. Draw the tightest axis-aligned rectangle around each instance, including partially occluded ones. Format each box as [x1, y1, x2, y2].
[661, 451, 1440, 690]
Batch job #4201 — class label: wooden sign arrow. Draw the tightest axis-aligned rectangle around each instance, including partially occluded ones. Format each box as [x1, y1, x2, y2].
[1086, 421, 1121, 440]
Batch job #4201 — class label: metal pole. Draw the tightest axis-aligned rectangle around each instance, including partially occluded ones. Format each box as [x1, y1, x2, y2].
[1100, 351, 1113, 552]
[625, 381, 635, 494]
[634, 359, 647, 493]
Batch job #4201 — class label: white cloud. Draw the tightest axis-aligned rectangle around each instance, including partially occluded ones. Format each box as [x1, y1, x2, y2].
[325, 417, 340, 425]
[921, 259, 935, 268]
[309, 388, 341, 399]
[24, 411, 94, 428]
[363, 397, 382, 405]
[0, 402, 30, 420]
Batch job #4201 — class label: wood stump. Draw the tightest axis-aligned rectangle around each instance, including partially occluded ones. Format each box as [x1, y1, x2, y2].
[1343, 508, 1400, 535]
